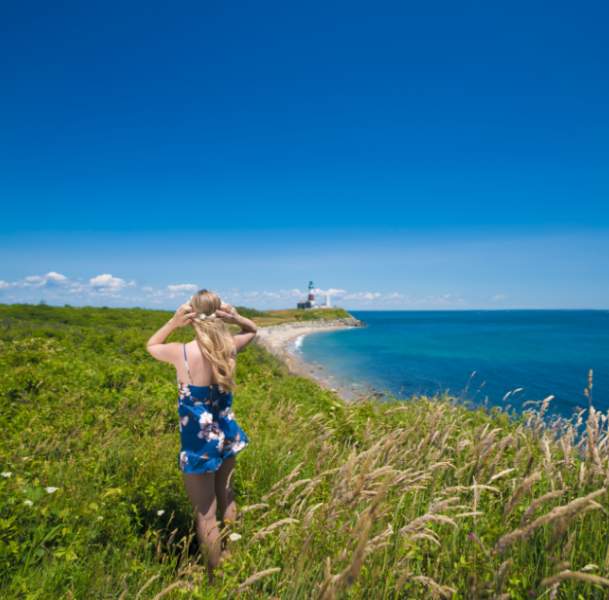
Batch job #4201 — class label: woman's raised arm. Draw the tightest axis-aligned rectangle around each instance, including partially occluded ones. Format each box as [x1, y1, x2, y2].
[216, 303, 258, 353]
[146, 303, 196, 363]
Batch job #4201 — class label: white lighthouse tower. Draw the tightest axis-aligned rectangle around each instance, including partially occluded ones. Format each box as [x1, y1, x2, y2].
[297, 280, 317, 309]
[307, 280, 316, 307]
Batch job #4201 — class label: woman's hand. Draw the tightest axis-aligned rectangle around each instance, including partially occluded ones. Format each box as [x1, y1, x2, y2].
[172, 302, 197, 328]
[146, 303, 195, 362]
[215, 302, 239, 324]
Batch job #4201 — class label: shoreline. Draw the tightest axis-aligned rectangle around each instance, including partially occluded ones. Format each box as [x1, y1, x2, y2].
[254, 317, 386, 402]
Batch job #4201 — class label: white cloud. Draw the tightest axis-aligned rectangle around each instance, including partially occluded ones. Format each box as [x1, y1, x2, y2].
[24, 275, 45, 286]
[416, 293, 466, 306]
[167, 283, 198, 294]
[20, 272, 69, 287]
[66, 282, 87, 294]
[0, 274, 467, 310]
[491, 293, 507, 302]
[89, 274, 128, 291]
[45, 271, 68, 283]
[277, 288, 304, 298]
[232, 288, 305, 300]
[343, 291, 382, 301]
[314, 288, 346, 297]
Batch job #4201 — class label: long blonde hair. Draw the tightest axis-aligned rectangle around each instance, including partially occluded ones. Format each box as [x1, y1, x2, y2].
[189, 289, 237, 393]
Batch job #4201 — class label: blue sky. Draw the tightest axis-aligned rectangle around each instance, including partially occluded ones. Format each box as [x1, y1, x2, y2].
[1, 1, 608, 310]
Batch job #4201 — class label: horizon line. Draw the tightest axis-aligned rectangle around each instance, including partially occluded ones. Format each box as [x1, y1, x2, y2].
[2, 302, 608, 313]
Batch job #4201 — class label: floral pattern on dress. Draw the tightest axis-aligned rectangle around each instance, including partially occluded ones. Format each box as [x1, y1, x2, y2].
[198, 412, 213, 426]
[197, 420, 225, 444]
[178, 382, 191, 400]
[224, 431, 246, 454]
[176, 382, 249, 474]
[218, 407, 235, 420]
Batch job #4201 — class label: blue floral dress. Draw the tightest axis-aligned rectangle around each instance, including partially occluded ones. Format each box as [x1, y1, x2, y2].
[177, 343, 249, 474]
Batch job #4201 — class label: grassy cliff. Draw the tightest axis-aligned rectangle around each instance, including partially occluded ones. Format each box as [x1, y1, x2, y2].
[1, 304, 609, 599]
[240, 306, 355, 326]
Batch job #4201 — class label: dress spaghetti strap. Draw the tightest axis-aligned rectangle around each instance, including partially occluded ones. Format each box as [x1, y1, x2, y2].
[183, 343, 193, 384]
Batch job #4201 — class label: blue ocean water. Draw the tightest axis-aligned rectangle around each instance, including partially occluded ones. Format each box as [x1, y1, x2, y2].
[298, 310, 609, 417]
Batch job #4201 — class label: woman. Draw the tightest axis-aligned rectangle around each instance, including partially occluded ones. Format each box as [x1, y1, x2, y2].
[146, 289, 257, 581]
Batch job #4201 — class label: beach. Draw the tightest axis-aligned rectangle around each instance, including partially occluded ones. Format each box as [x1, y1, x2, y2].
[253, 316, 380, 402]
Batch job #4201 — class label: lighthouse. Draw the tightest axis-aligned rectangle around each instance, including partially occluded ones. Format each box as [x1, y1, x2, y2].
[296, 280, 317, 309]
[307, 280, 315, 305]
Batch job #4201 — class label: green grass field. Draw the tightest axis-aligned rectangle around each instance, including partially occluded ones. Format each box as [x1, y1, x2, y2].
[2, 303, 609, 599]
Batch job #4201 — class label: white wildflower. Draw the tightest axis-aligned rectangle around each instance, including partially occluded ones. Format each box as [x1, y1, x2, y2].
[23, 499, 33, 507]
[1, 471, 12, 478]
[157, 509, 165, 516]
[45, 486, 59, 494]
[228, 532, 242, 542]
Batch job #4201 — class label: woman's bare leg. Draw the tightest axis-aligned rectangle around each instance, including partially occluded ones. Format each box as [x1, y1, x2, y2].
[182, 471, 222, 582]
[215, 455, 238, 559]
[215, 455, 237, 529]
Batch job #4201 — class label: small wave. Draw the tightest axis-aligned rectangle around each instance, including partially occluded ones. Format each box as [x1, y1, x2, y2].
[291, 335, 305, 352]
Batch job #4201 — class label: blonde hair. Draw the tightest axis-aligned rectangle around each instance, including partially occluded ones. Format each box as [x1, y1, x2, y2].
[189, 289, 237, 393]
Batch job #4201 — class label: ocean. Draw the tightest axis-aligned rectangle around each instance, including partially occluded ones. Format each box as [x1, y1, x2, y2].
[297, 310, 609, 418]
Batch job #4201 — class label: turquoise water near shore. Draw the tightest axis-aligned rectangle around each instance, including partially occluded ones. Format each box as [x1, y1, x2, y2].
[297, 310, 609, 417]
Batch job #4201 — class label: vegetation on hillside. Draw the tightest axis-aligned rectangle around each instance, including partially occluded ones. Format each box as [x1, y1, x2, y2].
[249, 307, 354, 327]
[1, 304, 609, 599]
